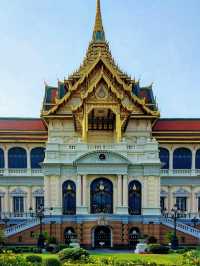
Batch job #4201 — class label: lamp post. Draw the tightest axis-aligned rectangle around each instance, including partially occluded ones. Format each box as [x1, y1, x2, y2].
[36, 205, 45, 252]
[191, 216, 199, 228]
[171, 204, 179, 249]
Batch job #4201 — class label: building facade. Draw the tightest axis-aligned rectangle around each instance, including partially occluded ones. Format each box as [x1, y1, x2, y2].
[1, 0, 200, 248]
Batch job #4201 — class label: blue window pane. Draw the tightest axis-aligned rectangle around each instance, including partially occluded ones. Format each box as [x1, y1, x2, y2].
[128, 181, 142, 215]
[8, 148, 27, 168]
[90, 178, 113, 214]
[36, 196, 44, 210]
[13, 197, 24, 213]
[159, 148, 169, 169]
[62, 180, 76, 215]
[31, 148, 45, 169]
[173, 148, 192, 169]
[196, 150, 200, 169]
[176, 197, 187, 211]
[0, 149, 4, 168]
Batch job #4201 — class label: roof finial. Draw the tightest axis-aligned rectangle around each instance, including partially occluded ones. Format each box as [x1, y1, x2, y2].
[93, 0, 105, 42]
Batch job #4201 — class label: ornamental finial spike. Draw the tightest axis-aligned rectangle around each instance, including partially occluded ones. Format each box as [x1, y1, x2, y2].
[93, 0, 105, 42]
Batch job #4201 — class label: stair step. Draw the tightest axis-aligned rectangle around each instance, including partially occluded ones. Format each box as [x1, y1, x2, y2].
[161, 217, 200, 239]
[5, 218, 40, 237]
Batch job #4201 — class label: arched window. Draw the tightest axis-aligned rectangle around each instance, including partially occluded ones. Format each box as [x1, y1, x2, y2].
[129, 227, 140, 248]
[64, 227, 76, 245]
[8, 147, 27, 168]
[90, 178, 113, 214]
[173, 148, 192, 169]
[0, 149, 4, 168]
[196, 150, 200, 169]
[128, 180, 142, 215]
[62, 180, 76, 215]
[31, 147, 45, 168]
[159, 148, 169, 169]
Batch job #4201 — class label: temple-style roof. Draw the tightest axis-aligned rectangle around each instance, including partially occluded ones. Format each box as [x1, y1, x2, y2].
[0, 118, 47, 143]
[153, 119, 200, 131]
[42, 0, 159, 117]
[153, 119, 200, 143]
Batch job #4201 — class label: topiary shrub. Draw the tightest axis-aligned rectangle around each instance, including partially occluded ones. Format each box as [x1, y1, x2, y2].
[58, 247, 90, 262]
[148, 243, 169, 254]
[44, 258, 61, 266]
[26, 254, 42, 264]
[147, 236, 157, 244]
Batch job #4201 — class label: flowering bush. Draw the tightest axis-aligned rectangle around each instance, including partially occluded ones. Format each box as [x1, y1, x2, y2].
[58, 248, 90, 263]
[0, 251, 32, 266]
[181, 250, 200, 266]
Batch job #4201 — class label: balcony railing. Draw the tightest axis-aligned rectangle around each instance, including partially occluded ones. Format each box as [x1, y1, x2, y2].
[161, 169, 200, 177]
[0, 168, 43, 177]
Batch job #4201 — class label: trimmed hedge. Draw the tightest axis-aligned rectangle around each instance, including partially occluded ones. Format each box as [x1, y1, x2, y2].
[44, 258, 61, 266]
[58, 247, 90, 262]
[148, 244, 169, 254]
[26, 255, 42, 264]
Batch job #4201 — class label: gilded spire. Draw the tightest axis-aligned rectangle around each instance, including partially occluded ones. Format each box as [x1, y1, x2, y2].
[93, 0, 105, 42]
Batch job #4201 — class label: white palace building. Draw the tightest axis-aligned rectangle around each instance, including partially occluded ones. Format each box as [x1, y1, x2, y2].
[1, 0, 200, 248]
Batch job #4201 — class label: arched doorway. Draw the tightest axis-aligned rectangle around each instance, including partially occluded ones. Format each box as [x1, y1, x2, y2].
[129, 227, 140, 249]
[90, 178, 113, 214]
[128, 180, 142, 215]
[94, 226, 111, 248]
[62, 180, 76, 215]
[64, 227, 76, 246]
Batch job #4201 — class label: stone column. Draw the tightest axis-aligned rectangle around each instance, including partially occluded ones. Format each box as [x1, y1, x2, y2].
[168, 186, 172, 212]
[50, 176, 61, 214]
[76, 175, 88, 214]
[169, 149, 173, 174]
[4, 147, 8, 169]
[116, 175, 128, 214]
[143, 176, 160, 215]
[117, 175, 122, 207]
[44, 176, 51, 209]
[4, 187, 10, 213]
[192, 148, 196, 175]
[123, 175, 128, 208]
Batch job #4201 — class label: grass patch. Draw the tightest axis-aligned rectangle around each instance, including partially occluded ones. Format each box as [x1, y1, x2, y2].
[23, 252, 183, 265]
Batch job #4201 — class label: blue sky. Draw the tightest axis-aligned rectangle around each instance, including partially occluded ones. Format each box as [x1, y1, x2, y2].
[0, 0, 200, 118]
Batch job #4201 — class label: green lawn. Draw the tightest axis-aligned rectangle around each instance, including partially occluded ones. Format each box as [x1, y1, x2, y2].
[24, 252, 183, 265]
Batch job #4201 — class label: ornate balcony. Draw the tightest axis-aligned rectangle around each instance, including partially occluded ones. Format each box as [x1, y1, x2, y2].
[161, 169, 200, 177]
[0, 168, 43, 177]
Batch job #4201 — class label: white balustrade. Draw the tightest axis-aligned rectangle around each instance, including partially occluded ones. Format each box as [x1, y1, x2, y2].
[5, 218, 40, 237]
[161, 217, 200, 239]
[160, 169, 200, 177]
[0, 168, 42, 177]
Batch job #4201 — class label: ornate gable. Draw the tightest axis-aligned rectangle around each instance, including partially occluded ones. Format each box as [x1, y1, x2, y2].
[41, 0, 160, 143]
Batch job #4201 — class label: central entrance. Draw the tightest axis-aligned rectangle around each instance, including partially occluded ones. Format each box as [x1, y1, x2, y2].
[94, 226, 111, 248]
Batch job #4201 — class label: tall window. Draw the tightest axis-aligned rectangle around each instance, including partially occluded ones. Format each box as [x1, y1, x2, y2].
[31, 147, 45, 169]
[8, 147, 27, 168]
[128, 181, 142, 215]
[159, 148, 169, 169]
[160, 197, 165, 212]
[196, 150, 200, 169]
[197, 197, 200, 212]
[90, 178, 113, 214]
[35, 196, 44, 211]
[173, 148, 192, 169]
[62, 180, 76, 215]
[176, 197, 187, 211]
[0, 149, 4, 168]
[13, 197, 24, 213]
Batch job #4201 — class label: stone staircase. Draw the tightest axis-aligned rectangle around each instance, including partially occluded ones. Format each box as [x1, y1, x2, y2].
[5, 218, 40, 237]
[161, 217, 200, 239]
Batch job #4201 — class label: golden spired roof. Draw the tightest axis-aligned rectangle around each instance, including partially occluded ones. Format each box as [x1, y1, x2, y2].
[93, 0, 105, 42]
